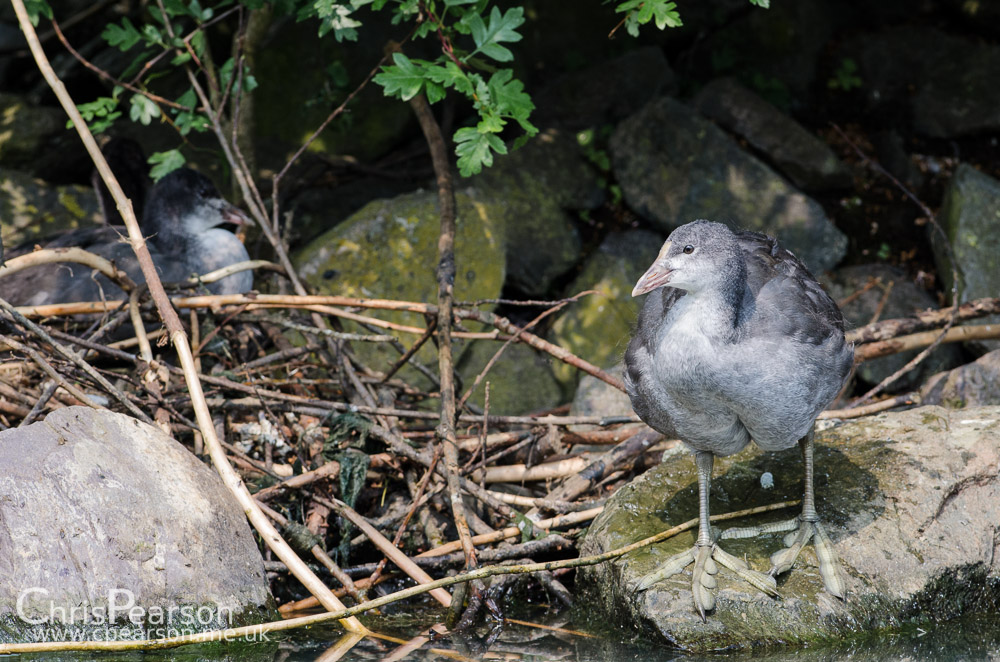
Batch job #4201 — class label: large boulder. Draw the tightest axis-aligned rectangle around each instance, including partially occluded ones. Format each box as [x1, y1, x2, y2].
[0, 407, 275, 643]
[580, 405, 1000, 651]
[824, 264, 963, 391]
[610, 96, 847, 274]
[549, 230, 662, 388]
[692, 78, 851, 191]
[933, 164, 1000, 350]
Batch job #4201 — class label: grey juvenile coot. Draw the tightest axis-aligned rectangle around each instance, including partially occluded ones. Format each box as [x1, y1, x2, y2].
[624, 220, 853, 620]
[0, 168, 253, 306]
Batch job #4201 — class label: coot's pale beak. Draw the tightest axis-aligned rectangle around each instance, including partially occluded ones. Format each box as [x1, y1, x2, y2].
[632, 241, 673, 296]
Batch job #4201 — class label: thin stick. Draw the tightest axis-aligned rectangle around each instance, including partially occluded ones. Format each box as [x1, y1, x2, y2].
[411, 91, 476, 571]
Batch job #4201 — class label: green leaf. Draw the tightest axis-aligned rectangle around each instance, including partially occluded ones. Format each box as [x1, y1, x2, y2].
[373, 52, 426, 101]
[464, 6, 524, 63]
[71, 97, 121, 134]
[23, 0, 53, 26]
[102, 17, 143, 51]
[129, 94, 161, 125]
[454, 127, 505, 176]
[749, 0, 770, 7]
[148, 150, 186, 181]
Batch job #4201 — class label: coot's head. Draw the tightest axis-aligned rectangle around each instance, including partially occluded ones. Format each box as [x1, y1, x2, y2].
[632, 220, 743, 296]
[143, 168, 250, 238]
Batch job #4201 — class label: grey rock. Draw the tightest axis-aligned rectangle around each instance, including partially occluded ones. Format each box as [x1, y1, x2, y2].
[579, 405, 1000, 651]
[534, 46, 676, 130]
[824, 264, 963, 390]
[549, 230, 662, 389]
[922, 349, 1000, 408]
[844, 26, 1000, 137]
[933, 164, 1000, 351]
[693, 78, 851, 191]
[472, 127, 598, 295]
[0, 408, 275, 643]
[610, 96, 847, 273]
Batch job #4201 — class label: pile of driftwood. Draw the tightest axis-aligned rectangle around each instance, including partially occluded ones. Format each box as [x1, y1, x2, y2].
[3, 275, 999, 628]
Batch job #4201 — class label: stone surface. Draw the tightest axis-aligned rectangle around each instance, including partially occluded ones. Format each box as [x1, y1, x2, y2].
[294, 189, 505, 388]
[533, 46, 676, 130]
[0, 94, 63, 172]
[843, 26, 1000, 137]
[933, 163, 1000, 350]
[610, 96, 847, 274]
[692, 78, 851, 191]
[549, 230, 662, 388]
[580, 405, 1000, 651]
[0, 407, 275, 643]
[0, 169, 103, 250]
[922, 349, 1000, 408]
[824, 264, 963, 390]
[471, 127, 599, 296]
[457, 340, 565, 415]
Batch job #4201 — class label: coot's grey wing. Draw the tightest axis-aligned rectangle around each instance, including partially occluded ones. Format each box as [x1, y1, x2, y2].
[736, 230, 847, 344]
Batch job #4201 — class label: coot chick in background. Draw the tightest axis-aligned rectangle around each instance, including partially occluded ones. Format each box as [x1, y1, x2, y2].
[91, 137, 151, 226]
[0, 168, 252, 306]
[624, 220, 853, 620]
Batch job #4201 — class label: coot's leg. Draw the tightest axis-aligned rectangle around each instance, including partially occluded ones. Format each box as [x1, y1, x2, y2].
[768, 431, 847, 598]
[636, 451, 777, 621]
[720, 429, 846, 598]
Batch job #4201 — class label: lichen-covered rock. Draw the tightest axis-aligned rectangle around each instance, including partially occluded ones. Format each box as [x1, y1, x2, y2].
[0, 169, 102, 249]
[933, 163, 1000, 350]
[610, 96, 846, 273]
[294, 189, 505, 387]
[549, 230, 662, 388]
[457, 339, 565, 415]
[693, 78, 851, 191]
[922, 349, 1000, 408]
[579, 406, 1000, 651]
[824, 264, 962, 390]
[471, 128, 599, 296]
[0, 408, 275, 643]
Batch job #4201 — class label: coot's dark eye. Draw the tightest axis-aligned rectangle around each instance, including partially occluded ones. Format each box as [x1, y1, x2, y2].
[683, 245, 694, 254]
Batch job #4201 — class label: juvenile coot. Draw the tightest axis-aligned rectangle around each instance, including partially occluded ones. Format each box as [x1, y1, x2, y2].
[625, 220, 853, 620]
[0, 168, 252, 305]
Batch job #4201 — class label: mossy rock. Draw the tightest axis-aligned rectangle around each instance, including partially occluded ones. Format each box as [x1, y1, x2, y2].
[579, 405, 1000, 651]
[0, 170, 102, 249]
[294, 189, 505, 389]
[456, 339, 565, 415]
[549, 229, 662, 388]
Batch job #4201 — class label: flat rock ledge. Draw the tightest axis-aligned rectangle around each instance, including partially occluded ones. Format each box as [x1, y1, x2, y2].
[579, 405, 1000, 652]
[0, 407, 276, 643]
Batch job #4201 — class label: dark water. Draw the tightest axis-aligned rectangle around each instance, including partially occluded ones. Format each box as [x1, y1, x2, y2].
[12, 611, 1000, 661]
